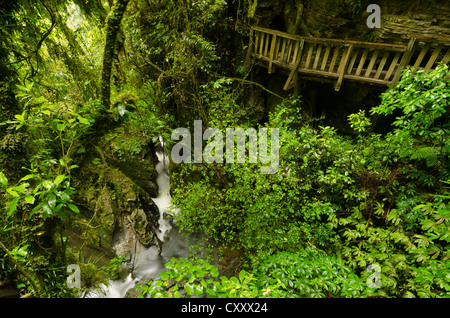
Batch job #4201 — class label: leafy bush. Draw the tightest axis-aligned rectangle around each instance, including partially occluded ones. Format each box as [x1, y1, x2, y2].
[172, 65, 450, 298]
[136, 257, 283, 298]
[371, 64, 449, 173]
[253, 248, 370, 298]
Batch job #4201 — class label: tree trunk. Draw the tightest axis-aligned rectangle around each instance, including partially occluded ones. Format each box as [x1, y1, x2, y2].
[100, 0, 130, 109]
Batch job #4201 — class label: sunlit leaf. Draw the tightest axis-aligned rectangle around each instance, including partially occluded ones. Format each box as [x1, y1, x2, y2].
[8, 197, 20, 216]
[68, 203, 80, 213]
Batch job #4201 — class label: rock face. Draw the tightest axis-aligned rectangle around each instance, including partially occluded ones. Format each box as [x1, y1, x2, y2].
[70, 124, 161, 264]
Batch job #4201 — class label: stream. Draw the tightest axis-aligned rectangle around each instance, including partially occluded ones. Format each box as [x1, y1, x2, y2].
[86, 138, 195, 298]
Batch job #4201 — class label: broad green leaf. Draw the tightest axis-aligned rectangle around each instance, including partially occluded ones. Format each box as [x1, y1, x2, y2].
[78, 116, 90, 125]
[42, 180, 53, 190]
[15, 84, 29, 92]
[194, 284, 204, 296]
[24, 195, 35, 204]
[54, 174, 65, 185]
[58, 190, 71, 201]
[159, 271, 169, 280]
[0, 172, 8, 186]
[6, 188, 19, 197]
[68, 203, 80, 213]
[14, 114, 25, 122]
[238, 270, 247, 282]
[8, 197, 19, 216]
[230, 277, 239, 284]
[13, 183, 28, 193]
[47, 194, 56, 208]
[184, 282, 194, 295]
[19, 174, 37, 182]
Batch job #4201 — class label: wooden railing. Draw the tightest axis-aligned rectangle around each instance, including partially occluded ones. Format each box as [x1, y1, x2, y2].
[249, 26, 450, 91]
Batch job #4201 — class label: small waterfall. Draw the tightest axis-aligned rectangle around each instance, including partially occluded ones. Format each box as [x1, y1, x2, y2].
[85, 137, 189, 298]
[152, 136, 177, 242]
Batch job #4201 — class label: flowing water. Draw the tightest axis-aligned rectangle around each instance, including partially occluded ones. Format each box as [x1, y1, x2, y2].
[86, 138, 193, 298]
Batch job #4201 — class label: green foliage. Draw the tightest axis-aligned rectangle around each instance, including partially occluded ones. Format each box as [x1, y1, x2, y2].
[371, 64, 449, 171]
[253, 248, 370, 298]
[124, 0, 233, 124]
[348, 110, 371, 134]
[172, 65, 450, 298]
[1, 0, 449, 300]
[136, 257, 283, 298]
[172, 99, 351, 254]
[102, 255, 130, 280]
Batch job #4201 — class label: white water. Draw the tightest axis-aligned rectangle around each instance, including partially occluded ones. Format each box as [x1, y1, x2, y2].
[153, 136, 178, 242]
[86, 137, 190, 298]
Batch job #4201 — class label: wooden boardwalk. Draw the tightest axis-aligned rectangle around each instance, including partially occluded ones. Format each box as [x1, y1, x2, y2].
[249, 26, 450, 91]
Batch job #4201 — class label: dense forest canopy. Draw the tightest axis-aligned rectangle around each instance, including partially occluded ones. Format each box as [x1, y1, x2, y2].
[0, 0, 449, 299]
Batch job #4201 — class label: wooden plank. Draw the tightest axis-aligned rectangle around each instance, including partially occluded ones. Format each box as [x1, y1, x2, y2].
[264, 32, 271, 57]
[365, 50, 379, 78]
[304, 43, 314, 69]
[285, 73, 297, 90]
[384, 52, 401, 81]
[442, 48, 450, 64]
[291, 41, 300, 66]
[345, 74, 390, 85]
[335, 45, 353, 91]
[283, 39, 304, 90]
[321, 45, 331, 71]
[274, 36, 281, 61]
[424, 45, 443, 71]
[392, 38, 417, 85]
[258, 32, 265, 56]
[268, 35, 278, 73]
[412, 44, 430, 70]
[355, 48, 369, 76]
[286, 39, 294, 64]
[375, 51, 390, 79]
[279, 38, 287, 64]
[292, 67, 340, 78]
[328, 46, 340, 73]
[313, 44, 323, 70]
[347, 49, 359, 74]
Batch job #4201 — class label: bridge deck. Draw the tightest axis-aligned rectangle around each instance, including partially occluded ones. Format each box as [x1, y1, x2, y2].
[249, 26, 450, 91]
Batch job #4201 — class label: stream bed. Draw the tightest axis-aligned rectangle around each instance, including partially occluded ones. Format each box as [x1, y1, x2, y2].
[86, 138, 195, 298]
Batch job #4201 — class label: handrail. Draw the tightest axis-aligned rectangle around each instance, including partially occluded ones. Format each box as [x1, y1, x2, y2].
[251, 26, 408, 51]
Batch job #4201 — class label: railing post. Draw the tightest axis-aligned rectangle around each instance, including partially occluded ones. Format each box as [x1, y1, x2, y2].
[268, 34, 277, 73]
[334, 44, 353, 91]
[391, 38, 417, 86]
[284, 39, 305, 90]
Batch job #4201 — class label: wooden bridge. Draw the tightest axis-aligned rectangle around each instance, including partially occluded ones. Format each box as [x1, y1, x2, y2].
[248, 26, 450, 91]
